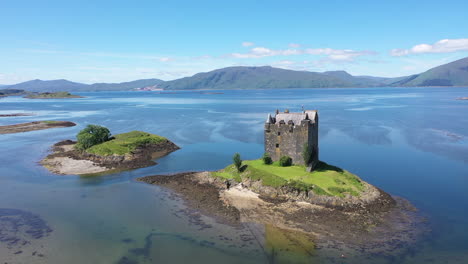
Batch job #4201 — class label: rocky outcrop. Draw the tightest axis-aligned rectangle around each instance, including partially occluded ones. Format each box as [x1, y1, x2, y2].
[137, 171, 427, 257]
[68, 140, 179, 169]
[190, 171, 395, 212]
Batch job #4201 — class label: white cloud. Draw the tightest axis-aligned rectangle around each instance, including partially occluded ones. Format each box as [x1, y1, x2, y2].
[231, 46, 374, 62]
[305, 48, 374, 61]
[158, 57, 172, 62]
[289, 43, 301, 48]
[390, 38, 468, 56]
[242, 42, 255, 47]
[273, 60, 296, 65]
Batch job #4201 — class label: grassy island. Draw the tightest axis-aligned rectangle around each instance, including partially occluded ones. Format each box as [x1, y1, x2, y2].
[41, 126, 179, 175]
[212, 159, 364, 197]
[86, 131, 167, 156]
[25, 91, 83, 99]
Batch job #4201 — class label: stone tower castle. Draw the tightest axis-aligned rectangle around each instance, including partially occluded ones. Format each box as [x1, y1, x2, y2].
[264, 109, 319, 170]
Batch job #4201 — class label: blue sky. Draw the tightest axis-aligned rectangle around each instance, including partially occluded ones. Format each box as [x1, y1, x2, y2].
[1, 0, 468, 84]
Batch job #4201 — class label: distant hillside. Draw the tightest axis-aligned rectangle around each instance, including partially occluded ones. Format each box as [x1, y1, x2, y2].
[323, 71, 384, 87]
[3, 78, 164, 92]
[3, 56, 468, 91]
[87, 79, 164, 91]
[0, 89, 26, 96]
[5, 79, 87, 92]
[160, 57, 468, 90]
[389, 57, 468, 87]
[159, 66, 372, 90]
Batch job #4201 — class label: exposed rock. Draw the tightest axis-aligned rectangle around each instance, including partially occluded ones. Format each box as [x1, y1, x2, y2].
[0, 121, 76, 134]
[137, 171, 428, 257]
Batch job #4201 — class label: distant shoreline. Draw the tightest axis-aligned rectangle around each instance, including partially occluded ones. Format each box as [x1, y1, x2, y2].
[24, 91, 84, 99]
[0, 113, 35, 117]
[0, 121, 75, 134]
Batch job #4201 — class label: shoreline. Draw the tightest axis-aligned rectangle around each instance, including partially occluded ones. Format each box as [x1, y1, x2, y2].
[24, 96, 84, 99]
[41, 139, 179, 175]
[0, 121, 75, 134]
[137, 171, 428, 256]
[0, 113, 35, 117]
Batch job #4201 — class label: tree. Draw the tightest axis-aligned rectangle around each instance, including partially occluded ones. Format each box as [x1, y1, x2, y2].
[302, 144, 313, 165]
[279, 156, 292, 167]
[233, 153, 242, 172]
[262, 153, 272, 165]
[76, 124, 111, 150]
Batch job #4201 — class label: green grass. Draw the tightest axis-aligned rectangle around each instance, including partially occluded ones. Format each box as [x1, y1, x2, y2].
[211, 159, 364, 197]
[86, 131, 166, 156]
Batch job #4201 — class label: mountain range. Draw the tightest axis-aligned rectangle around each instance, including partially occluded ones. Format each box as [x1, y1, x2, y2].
[2, 57, 468, 92]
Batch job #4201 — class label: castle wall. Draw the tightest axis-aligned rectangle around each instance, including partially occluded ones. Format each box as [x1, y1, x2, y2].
[265, 120, 317, 166]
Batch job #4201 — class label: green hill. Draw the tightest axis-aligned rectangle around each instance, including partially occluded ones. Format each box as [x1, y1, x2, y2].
[5, 79, 87, 92]
[3, 78, 164, 92]
[87, 79, 164, 91]
[159, 66, 374, 90]
[389, 57, 468, 86]
[3, 56, 468, 91]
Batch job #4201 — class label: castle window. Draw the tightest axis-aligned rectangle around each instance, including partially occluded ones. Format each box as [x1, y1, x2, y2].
[277, 132, 281, 136]
[276, 144, 279, 148]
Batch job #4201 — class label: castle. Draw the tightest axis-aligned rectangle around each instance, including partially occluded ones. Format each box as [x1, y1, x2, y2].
[264, 109, 319, 171]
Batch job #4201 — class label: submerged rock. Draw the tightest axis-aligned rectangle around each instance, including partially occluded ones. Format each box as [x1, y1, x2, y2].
[0, 208, 52, 248]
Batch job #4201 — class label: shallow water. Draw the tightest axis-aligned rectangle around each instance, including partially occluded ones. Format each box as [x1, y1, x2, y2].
[0, 87, 467, 263]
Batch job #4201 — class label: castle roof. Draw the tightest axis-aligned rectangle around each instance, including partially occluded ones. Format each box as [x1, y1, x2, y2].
[273, 110, 317, 124]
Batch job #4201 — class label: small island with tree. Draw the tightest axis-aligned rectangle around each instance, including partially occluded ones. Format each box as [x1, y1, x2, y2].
[24, 91, 84, 99]
[41, 124, 179, 175]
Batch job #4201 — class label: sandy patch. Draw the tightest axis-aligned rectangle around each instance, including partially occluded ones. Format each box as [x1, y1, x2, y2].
[41, 157, 110, 175]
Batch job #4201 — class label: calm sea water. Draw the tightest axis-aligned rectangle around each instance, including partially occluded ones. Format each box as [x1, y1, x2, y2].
[0, 87, 467, 263]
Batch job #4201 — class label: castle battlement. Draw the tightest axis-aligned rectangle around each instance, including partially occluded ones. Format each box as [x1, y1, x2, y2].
[266, 110, 317, 126]
[264, 109, 319, 170]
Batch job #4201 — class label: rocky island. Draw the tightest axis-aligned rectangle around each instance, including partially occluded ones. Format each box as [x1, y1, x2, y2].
[0, 121, 76, 134]
[137, 110, 426, 258]
[41, 125, 179, 175]
[24, 91, 83, 99]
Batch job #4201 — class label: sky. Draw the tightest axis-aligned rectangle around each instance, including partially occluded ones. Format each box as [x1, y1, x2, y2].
[1, 0, 468, 84]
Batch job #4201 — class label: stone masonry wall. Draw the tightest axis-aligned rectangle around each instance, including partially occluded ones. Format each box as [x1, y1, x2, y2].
[265, 121, 311, 165]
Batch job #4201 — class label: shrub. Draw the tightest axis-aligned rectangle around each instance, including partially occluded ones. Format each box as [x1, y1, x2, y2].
[262, 153, 272, 165]
[287, 180, 312, 193]
[279, 156, 292, 167]
[76, 124, 111, 150]
[233, 153, 242, 172]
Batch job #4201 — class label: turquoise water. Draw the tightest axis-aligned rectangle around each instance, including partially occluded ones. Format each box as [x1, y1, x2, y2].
[0, 87, 467, 263]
